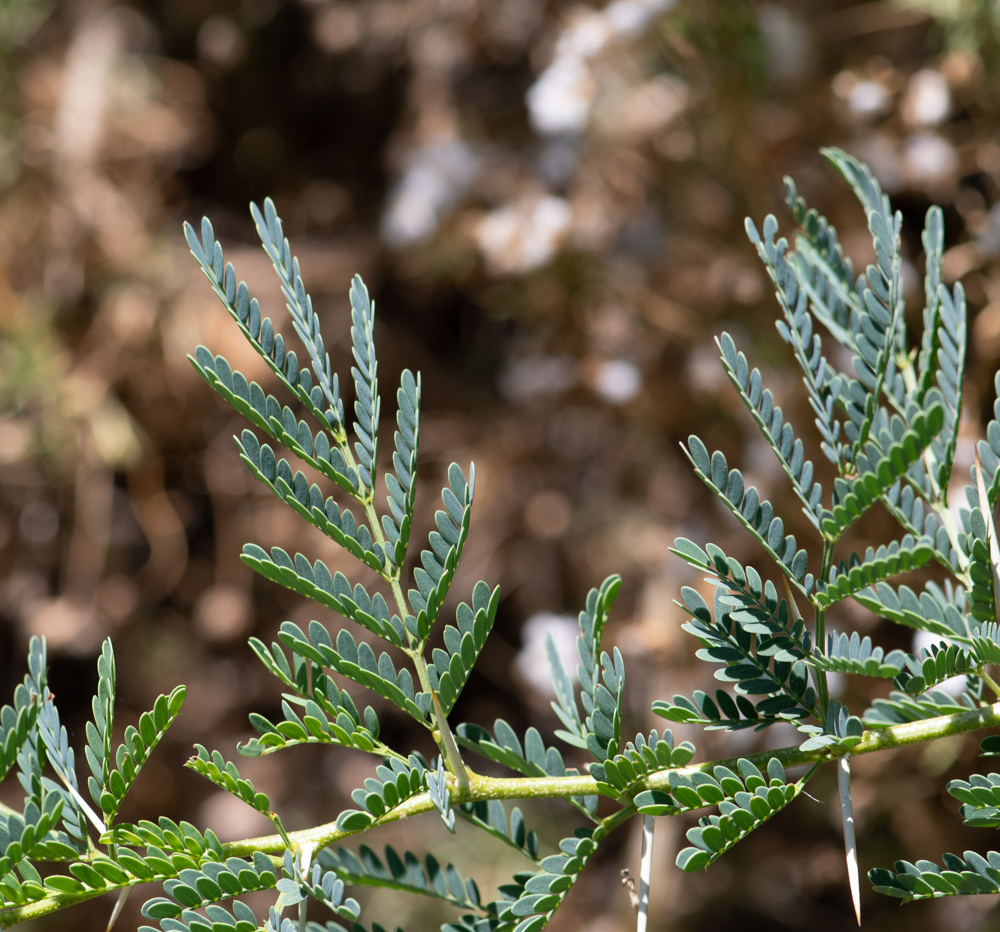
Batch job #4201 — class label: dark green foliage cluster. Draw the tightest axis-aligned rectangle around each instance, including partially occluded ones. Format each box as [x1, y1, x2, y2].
[7, 148, 1000, 930]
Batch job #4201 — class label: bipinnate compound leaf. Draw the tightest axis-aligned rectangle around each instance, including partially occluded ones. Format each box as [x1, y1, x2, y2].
[184, 746, 274, 818]
[498, 825, 607, 930]
[870, 850, 1000, 901]
[814, 536, 935, 608]
[408, 463, 474, 641]
[427, 581, 500, 714]
[383, 368, 421, 568]
[276, 620, 429, 723]
[717, 332, 824, 527]
[240, 545, 404, 645]
[235, 431, 386, 572]
[322, 843, 480, 910]
[683, 436, 813, 594]
[457, 800, 540, 860]
[96, 686, 186, 821]
[589, 728, 696, 795]
[673, 758, 803, 871]
[249, 198, 346, 430]
[548, 575, 621, 751]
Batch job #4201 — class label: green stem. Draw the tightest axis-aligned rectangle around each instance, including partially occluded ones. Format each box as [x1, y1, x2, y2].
[6, 703, 1000, 930]
[335, 395, 467, 787]
[220, 700, 1000, 857]
[980, 667, 1000, 701]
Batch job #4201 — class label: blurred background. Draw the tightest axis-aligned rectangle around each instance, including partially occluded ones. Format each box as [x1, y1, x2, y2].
[3, 0, 1000, 929]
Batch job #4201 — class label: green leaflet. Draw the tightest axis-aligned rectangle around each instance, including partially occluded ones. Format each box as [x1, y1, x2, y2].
[917, 205, 945, 402]
[348, 274, 380, 496]
[138, 899, 266, 932]
[0, 638, 45, 783]
[784, 173, 863, 352]
[925, 280, 966, 492]
[966, 507, 997, 624]
[184, 216, 344, 439]
[456, 721, 569, 779]
[884, 475, 961, 573]
[277, 620, 429, 724]
[344, 757, 427, 822]
[184, 747, 276, 826]
[747, 207, 849, 469]
[667, 583, 817, 728]
[822, 147, 905, 457]
[0, 796, 67, 878]
[894, 642, 978, 695]
[102, 817, 222, 857]
[797, 700, 863, 753]
[95, 687, 186, 823]
[863, 688, 978, 727]
[250, 198, 346, 432]
[976, 371, 1000, 510]
[241, 687, 385, 758]
[84, 640, 115, 826]
[948, 772, 1000, 829]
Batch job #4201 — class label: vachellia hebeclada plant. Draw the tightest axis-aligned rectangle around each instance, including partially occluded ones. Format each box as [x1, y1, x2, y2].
[6, 148, 1000, 930]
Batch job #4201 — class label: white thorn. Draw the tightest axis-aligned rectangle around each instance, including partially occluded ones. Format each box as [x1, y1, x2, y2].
[105, 887, 130, 932]
[838, 754, 861, 926]
[974, 450, 1000, 621]
[636, 815, 654, 932]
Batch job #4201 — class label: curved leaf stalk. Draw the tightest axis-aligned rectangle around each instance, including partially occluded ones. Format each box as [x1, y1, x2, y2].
[979, 667, 1000, 701]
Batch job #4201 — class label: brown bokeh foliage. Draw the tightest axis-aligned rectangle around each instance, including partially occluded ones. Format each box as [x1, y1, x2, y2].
[4, 1, 1000, 929]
